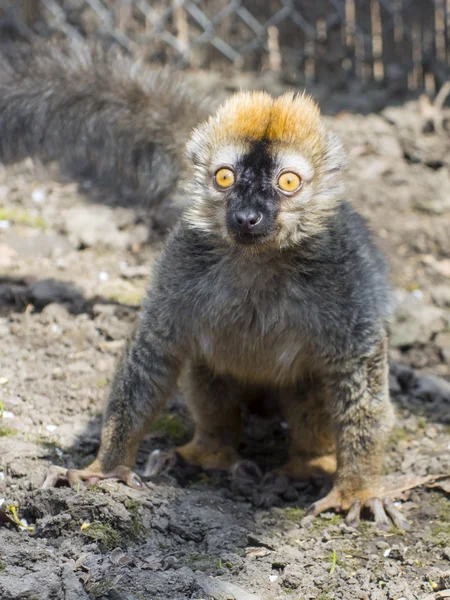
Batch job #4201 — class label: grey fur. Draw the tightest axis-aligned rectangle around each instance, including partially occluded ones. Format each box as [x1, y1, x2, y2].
[125, 202, 390, 389]
[0, 40, 211, 229]
[98, 201, 394, 503]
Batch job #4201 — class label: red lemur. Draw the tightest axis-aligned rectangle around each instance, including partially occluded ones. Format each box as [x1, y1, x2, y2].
[0, 41, 407, 528]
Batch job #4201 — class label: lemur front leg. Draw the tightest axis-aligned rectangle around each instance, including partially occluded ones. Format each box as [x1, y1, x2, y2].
[52, 296, 183, 490]
[306, 334, 408, 529]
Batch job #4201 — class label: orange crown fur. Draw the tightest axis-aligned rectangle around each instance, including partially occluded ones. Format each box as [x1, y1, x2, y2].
[198, 91, 326, 167]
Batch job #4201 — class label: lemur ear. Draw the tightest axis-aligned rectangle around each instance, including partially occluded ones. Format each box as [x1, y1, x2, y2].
[323, 129, 347, 173]
[186, 122, 210, 166]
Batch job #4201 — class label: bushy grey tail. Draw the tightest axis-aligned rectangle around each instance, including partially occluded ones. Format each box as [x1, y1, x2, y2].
[0, 41, 211, 219]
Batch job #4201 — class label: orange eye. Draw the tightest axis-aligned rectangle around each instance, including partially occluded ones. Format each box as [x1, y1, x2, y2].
[215, 168, 235, 189]
[277, 171, 302, 194]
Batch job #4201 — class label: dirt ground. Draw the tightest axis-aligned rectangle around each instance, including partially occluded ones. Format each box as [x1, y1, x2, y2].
[0, 82, 449, 600]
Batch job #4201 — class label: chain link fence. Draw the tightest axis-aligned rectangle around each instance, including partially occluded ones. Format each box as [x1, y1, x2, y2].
[1, 0, 450, 94]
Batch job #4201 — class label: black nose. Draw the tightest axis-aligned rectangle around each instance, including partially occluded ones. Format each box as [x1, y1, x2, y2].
[234, 210, 262, 234]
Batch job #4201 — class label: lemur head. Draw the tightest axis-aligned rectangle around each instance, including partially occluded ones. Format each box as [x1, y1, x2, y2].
[184, 91, 346, 249]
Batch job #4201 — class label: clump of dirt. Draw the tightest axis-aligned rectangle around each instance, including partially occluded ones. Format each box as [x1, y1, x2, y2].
[0, 94, 449, 599]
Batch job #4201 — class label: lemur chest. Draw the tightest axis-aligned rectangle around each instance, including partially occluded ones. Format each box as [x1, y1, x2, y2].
[194, 282, 313, 384]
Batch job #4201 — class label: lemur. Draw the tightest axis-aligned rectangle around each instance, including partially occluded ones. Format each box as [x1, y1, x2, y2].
[0, 41, 407, 528]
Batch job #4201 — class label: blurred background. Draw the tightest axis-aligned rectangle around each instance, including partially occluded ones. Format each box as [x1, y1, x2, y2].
[1, 0, 450, 112]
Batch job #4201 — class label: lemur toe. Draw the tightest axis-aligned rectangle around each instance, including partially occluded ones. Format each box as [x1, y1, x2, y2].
[43, 464, 147, 490]
[143, 448, 177, 478]
[304, 487, 409, 530]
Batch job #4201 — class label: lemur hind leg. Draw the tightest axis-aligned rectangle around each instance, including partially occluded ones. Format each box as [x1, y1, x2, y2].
[176, 363, 244, 471]
[278, 382, 337, 481]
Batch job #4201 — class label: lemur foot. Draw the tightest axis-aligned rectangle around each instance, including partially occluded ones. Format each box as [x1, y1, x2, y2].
[230, 455, 334, 508]
[175, 441, 239, 472]
[231, 460, 299, 507]
[42, 462, 144, 490]
[277, 454, 336, 480]
[305, 487, 409, 530]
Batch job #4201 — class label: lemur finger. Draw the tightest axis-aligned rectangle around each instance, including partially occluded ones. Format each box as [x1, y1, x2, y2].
[41, 466, 70, 489]
[230, 459, 262, 484]
[368, 498, 390, 530]
[230, 459, 262, 499]
[110, 465, 144, 489]
[305, 489, 342, 518]
[143, 449, 177, 478]
[252, 472, 293, 508]
[65, 465, 145, 490]
[66, 468, 89, 489]
[345, 499, 361, 528]
[260, 472, 289, 495]
[383, 498, 409, 530]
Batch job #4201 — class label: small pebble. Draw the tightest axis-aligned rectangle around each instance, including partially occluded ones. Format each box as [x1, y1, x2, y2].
[0, 220, 11, 229]
[99, 271, 109, 281]
[46, 424, 57, 432]
[31, 188, 46, 203]
[0, 377, 8, 385]
[269, 575, 278, 582]
[18, 518, 30, 532]
[3, 411, 14, 419]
